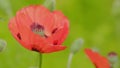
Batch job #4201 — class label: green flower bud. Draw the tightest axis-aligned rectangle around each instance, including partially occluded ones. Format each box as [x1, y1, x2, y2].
[43, 0, 56, 11]
[0, 0, 13, 17]
[70, 38, 84, 54]
[112, 0, 120, 18]
[0, 39, 7, 52]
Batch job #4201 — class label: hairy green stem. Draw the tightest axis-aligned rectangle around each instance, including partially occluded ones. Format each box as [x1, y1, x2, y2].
[39, 53, 42, 68]
[67, 53, 74, 68]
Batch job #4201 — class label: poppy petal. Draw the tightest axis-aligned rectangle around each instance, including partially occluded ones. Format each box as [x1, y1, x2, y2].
[31, 34, 49, 52]
[53, 11, 69, 28]
[35, 6, 54, 36]
[24, 5, 37, 22]
[16, 6, 47, 40]
[15, 13, 33, 45]
[47, 11, 69, 45]
[42, 45, 66, 53]
[9, 14, 46, 50]
[16, 7, 33, 28]
[9, 17, 31, 50]
[32, 35, 66, 53]
[85, 49, 110, 68]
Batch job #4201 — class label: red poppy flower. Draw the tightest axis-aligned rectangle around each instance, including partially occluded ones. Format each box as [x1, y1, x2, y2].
[85, 49, 110, 68]
[9, 5, 69, 53]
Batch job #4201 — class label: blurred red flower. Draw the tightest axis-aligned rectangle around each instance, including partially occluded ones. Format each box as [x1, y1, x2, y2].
[9, 5, 69, 53]
[85, 49, 110, 68]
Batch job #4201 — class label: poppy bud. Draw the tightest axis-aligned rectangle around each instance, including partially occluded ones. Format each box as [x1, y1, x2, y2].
[0, 0, 13, 17]
[43, 0, 56, 11]
[67, 38, 84, 68]
[0, 39, 7, 52]
[70, 38, 84, 54]
[112, 0, 120, 18]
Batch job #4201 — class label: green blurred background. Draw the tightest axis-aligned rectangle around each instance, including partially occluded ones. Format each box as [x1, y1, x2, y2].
[0, 0, 120, 68]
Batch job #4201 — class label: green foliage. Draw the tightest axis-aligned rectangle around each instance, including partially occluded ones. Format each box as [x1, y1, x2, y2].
[0, 0, 120, 68]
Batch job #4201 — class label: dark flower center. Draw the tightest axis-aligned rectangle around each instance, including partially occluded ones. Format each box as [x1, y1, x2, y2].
[30, 23, 59, 46]
[30, 23, 47, 38]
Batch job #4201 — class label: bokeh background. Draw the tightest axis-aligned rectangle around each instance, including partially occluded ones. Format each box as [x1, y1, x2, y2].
[0, 0, 120, 68]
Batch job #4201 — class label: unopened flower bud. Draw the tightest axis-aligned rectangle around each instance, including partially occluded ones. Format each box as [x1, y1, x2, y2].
[70, 38, 84, 54]
[112, 0, 120, 18]
[0, 0, 13, 17]
[43, 0, 56, 11]
[0, 39, 7, 52]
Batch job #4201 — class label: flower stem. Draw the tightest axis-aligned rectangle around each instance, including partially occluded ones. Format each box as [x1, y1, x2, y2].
[67, 53, 74, 68]
[39, 53, 42, 68]
[110, 64, 113, 68]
